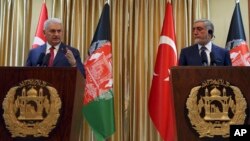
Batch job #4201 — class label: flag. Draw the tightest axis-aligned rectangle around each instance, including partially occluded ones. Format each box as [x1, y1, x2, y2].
[226, 0, 250, 66]
[32, 2, 48, 48]
[82, 2, 115, 141]
[148, 2, 177, 141]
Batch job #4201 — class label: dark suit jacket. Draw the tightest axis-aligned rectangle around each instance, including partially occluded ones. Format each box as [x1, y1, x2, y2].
[26, 43, 85, 76]
[179, 44, 232, 66]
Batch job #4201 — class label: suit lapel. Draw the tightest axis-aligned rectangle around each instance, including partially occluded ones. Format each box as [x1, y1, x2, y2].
[194, 45, 201, 58]
[39, 44, 47, 54]
[193, 45, 203, 65]
[53, 43, 66, 66]
[211, 44, 220, 61]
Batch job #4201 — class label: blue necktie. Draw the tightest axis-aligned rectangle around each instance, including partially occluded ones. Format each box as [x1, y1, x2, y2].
[200, 47, 208, 66]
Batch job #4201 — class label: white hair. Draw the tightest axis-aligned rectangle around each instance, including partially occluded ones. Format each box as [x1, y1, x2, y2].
[43, 18, 62, 30]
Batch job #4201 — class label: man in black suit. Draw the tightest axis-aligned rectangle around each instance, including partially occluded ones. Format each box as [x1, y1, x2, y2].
[26, 18, 85, 76]
[179, 19, 232, 66]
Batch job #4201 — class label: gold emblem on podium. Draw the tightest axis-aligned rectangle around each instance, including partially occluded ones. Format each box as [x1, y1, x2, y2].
[2, 79, 62, 137]
[186, 79, 246, 138]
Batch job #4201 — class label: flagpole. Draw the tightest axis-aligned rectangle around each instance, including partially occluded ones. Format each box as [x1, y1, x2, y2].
[83, 1, 115, 140]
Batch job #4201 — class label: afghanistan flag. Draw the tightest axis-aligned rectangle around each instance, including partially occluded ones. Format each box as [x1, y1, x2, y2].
[226, 0, 250, 66]
[82, 2, 115, 141]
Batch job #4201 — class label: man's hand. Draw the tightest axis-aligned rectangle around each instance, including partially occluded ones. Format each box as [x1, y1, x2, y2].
[65, 48, 76, 67]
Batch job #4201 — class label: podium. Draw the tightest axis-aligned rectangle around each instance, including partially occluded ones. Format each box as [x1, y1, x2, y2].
[0, 67, 84, 141]
[170, 66, 250, 141]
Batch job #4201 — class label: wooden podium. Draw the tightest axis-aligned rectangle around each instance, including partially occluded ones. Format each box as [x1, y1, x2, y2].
[0, 67, 84, 141]
[170, 66, 250, 141]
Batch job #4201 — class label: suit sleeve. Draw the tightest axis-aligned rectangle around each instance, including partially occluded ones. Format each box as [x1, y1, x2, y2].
[25, 51, 33, 66]
[178, 49, 186, 66]
[224, 50, 232, 66]
[73, 49, 86, 77]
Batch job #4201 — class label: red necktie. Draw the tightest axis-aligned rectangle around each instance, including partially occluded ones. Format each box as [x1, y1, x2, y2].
[48, 46, 55, 67]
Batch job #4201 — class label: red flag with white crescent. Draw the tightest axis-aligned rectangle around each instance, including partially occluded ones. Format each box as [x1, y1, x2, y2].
[148, 2, 177, 141]
[32, 2, 48, 48]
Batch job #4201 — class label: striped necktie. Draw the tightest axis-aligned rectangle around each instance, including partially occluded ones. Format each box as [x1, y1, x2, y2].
[200, 46, 208, 66]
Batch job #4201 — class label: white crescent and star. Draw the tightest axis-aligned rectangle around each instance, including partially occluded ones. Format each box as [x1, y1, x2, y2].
[153, 35, 177, 82]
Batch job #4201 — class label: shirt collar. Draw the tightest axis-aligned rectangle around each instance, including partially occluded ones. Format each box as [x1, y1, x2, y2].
[46, 43, 60, 51]
[198, 41, 212, 52]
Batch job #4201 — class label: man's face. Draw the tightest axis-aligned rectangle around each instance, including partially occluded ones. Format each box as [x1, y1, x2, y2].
[44, 23, 63, 46]
[192, 21, 210, 45]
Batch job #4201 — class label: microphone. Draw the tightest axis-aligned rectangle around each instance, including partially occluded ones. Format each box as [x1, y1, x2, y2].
[36, 53, 45, 66]
[201, 58, 208, 66]
[210, 52, 216, 66]
[42, 53, 51, 67]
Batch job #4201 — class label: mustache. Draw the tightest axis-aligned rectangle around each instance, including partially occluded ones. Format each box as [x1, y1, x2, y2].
[52, 37, 60, 39]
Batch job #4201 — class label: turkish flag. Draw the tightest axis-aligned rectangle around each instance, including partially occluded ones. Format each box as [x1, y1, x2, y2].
[148, 2, 177, 141]
[32, 2, 48, 48]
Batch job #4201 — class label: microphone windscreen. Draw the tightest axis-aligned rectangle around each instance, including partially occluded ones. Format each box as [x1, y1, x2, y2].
[36, 53, 45, 66]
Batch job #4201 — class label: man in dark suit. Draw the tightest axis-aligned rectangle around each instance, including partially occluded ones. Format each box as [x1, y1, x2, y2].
[179, 19, 232, 66]
[26, 18, 85, 76]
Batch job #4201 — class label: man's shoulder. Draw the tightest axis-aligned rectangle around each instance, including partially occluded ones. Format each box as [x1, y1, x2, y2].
[212, 44, 228, 52]
[67, 46, 78, 51]
[60, 43, 80, 55]
[60, 43, 78, 50]
[182, 44, 198, 51]
[30, 44, 46, 52]
[212, 44, 223, 48]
